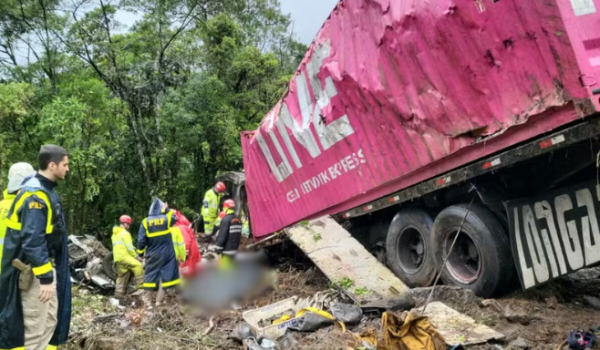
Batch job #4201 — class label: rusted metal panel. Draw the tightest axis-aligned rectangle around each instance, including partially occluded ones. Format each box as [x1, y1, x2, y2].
[242, 0, 600, 238]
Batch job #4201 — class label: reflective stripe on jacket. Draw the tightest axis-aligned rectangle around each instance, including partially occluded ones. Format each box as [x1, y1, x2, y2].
[137, 202, 179, 289]
[112, 226, 136, 262]
[0, 189, 16, 273]
[202, 189, 222, 232]
[0, 174, 71, 349]
[216, 209, 242, 255]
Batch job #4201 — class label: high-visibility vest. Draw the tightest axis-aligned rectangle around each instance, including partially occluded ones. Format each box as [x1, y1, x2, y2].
[0, 190, 16, 274]
[3, 189, 55, 277]
[170, 226, 187, 262]
[112, 226, 137, 262]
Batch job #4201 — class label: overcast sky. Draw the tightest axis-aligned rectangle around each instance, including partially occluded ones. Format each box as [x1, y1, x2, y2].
[279, 0, 339, 44]
[115, 0, 339, 45]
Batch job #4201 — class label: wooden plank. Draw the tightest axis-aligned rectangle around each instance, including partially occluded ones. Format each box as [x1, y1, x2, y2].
[287, 216, 409, 304]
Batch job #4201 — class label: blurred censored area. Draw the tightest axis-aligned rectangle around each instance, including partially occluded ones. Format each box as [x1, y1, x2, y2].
[181, 251, 274, 315]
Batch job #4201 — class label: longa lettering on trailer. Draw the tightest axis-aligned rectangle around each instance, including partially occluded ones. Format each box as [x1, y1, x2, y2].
[507, 182, 600, 289]
[252, 41, 356, 183]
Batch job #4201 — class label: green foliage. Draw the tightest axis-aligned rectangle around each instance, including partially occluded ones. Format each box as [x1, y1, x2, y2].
[333, 277, 355, 290]
[0, 83, 37, 188]
[0, 0, 307, 238]
[354, 287, 370, 296]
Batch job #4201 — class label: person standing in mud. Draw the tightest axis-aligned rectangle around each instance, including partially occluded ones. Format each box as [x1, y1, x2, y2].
[137, 198, 179, 307]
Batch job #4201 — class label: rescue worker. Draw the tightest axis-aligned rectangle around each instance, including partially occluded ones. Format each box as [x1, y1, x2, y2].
[202, 182, 226, 235]
[112, 215, 143, 298]
[170, 221, 187, 265]
[137, 198, 179, 307]
[0, 145, 72, 350]
[172, 210, 201, 279]
[0, 162, 36, 270]
[205, 210, 226, 241]
[213, 199, 242, 269]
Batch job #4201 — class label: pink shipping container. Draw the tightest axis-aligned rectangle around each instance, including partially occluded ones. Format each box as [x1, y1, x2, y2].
[241, 0, 600, 239]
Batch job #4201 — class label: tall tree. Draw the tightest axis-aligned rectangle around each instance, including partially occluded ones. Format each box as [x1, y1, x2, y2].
[0, 0, 308, 236]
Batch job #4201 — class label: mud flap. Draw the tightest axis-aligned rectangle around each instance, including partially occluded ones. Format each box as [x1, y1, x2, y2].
[287, 216, 409, 304]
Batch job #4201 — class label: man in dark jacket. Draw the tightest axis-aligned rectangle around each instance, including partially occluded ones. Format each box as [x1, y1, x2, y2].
[0, 145, 71, 350]
[213, 199, 241, 269]
[137, 198, 179, 307]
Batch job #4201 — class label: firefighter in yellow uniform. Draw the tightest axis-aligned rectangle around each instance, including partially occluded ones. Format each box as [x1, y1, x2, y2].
[0, 162, 36, 274]
[111, 215, 143, 298]
[202, 182, 226, 234]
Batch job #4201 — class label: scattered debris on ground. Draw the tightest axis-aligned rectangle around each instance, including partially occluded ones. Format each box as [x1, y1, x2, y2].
[64, 243, 600, 350]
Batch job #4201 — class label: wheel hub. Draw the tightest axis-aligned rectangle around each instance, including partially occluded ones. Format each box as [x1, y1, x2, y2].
[444, 230, 482, 284]
[397, 226, 426, 274]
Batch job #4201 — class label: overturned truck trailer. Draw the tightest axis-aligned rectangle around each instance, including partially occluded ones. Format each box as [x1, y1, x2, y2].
[241, 0, 600, 297]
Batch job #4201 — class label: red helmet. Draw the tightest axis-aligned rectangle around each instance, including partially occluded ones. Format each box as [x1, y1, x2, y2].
[119, 215, 132, 225]
[223, 199, 235, 209]
[215, 182, 226, 193]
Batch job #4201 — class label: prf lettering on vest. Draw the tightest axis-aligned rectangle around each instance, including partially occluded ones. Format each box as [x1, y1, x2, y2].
[29, 202, 43, 210]
[149, 218, 165, 226]
[255, 41, 355, 183]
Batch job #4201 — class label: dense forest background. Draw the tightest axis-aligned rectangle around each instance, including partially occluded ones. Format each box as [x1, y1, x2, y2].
[0, 0, 306, 238]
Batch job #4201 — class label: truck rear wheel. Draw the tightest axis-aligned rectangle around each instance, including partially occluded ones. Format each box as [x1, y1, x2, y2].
[431, 204, 515, 298]
[385, 209, 437, 287]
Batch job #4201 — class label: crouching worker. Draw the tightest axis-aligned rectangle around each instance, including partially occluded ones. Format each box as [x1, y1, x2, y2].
[211, 200, 241, 270]
[137, 198, 179, 308]
[112, 215, 143, 298]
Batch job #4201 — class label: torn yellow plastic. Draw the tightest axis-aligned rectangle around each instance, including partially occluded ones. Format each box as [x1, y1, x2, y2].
[272, 314, 292, 325]
[295, 307, 346, 332]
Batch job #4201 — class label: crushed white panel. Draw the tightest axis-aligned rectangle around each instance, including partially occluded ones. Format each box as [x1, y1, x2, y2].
[570, 0, 596, 16]
[287, 216, 409, 304]
[416, 302, 505, 346]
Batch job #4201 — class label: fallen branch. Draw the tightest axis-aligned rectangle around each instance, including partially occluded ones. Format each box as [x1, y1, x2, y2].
[92, 313, 121, 324]
[202, 316, 216, 336]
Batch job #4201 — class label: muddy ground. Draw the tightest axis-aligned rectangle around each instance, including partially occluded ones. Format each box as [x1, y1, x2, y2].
[65, 248, 600, 350]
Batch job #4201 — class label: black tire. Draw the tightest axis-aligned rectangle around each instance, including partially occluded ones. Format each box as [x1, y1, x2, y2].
[385, 209, 437, 287]
[103, 253, 118, 281]
[431, 204, 515, 298]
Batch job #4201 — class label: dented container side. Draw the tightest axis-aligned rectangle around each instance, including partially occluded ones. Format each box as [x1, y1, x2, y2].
[555, 0, 600, 111]
[242, 0, 598, 238]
